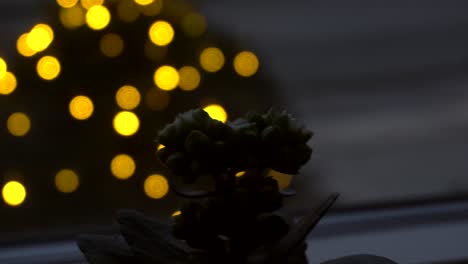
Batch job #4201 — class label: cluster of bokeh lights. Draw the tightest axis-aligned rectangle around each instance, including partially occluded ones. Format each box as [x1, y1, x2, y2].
[1, 0, 263, 207]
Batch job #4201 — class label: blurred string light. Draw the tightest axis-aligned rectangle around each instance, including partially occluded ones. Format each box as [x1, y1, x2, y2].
[113, 111, 140, 136]
[59, 5, 86, 29]
[200, 47, 224, 73]
[100, 33, 124, 58]
[115, 85, 141, 110]
[55, 169, 80, 193]
[85, 5, 111, 30]
[80, 0, 103, 9]
[181, 13, 206, 37]
[36, 56, 61, 80]
[117, 0, 140, 23]
[69, 95, 94, 120]
[0, 57, 6, 79]
[149, 21, 174, 46]
[134, 0, 153, 6]
[145, 88, 169, 111]
[172, 210, 181, 216]
[7, 112, 31, 137]
[0, 72, 17, 95]
[154, 65, 179, 91]
[139, 0, 162, 16]
[268, 169, 292, 190]
[233, 51, 259, 77]
[2, 181, 26, 207]
[56, 0, 78, 8]
[26, 24, 54, 52]
[203, 104, 227, 123]
[17, 33, 37, 57]
[157, 144, 164, 150]
[178, 66, 200, 91]
[235, 171, 245, 177]
[143, 174, 168, 199]
[110, 154, 136, 180]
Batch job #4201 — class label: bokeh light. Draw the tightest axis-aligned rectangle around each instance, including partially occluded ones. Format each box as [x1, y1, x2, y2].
[27, 24, 54, 52]
[57, 0, 78, 8]
[154, 65, 179, 91]
[157, 144, 165, 151]
[268, 169, 292, 190]
[113, 111, 140, 136]
[2, 181, 26, 207]
[0, 57, 6, 79]
[235, 171, 245, 177]
[69, 95, 94, 120]
[178, 66, 201, 91]
[17, 33, 37, 57]
[0, 72, 17, 95]
[172, 210, 181, 216]
[110, 154, 136, 180]
[200, 47, 225, 73]
[134, 0, 153, 5]
[203, 104, 227, 123]
[59, 5, 86, 29]
[7, 112, 31, 137]
[143, 174, 169, 199]
[85, 5, 111, 30]
[139, 0, 162, 16]
[149, 21, 174, 46]
[233, 51, 259, 77]
[80, 0, 103, 9]
[55, 169, 80, 193]
[181, 13, 206, 37]
[36, 56, 61, 80]
[117, 0, 140, 22]
[116, 85, 141, 110]
[100, 33, 124, 58]
[145, 88, 169, 111]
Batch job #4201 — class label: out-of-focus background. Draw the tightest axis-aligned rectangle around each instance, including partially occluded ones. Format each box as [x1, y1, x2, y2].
[1, 0, 468, 263]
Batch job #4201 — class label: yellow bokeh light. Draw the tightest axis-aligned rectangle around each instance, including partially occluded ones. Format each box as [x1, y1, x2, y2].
[113, 111, 140, 136]
[134, 0, 153, 5]
[178, 66, 201, 91]
[116, 85, 141, 110]
[181, 13, 206, 37]
[154, 65, 179, 91]
[2, 181, 26, 207]
[268, 169, 292, 190]
[157, 144, 165, 151]
[57, 0, 78, 8]
[143, 174, 168, 199]
[235, 171, 245, 177]
[203, 104, 227, 123]
[148, 21, 174, 46]
[36, 56, 61, 80]
[7, 112, 31, 137]
[117, 0, 140, 22]
[86, 5, 111, 30]
[55, 169, 80, 193]
[59, 5, 86, 29]
[200, 47, 225, 73]
[110, 154, 136, 180]
[0, 72, 17, 95]
[27, 24, 54, 52]
[0, 57, 6, 79]
[172, 210, 181, 217]
[145, 88, 169, 111]
[100, 33, 124, 58]
[69, 95, 94, 120]
[234, 51, 259, 77]
[17, 33, 37, 57]
[80, 0, 103, 9]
